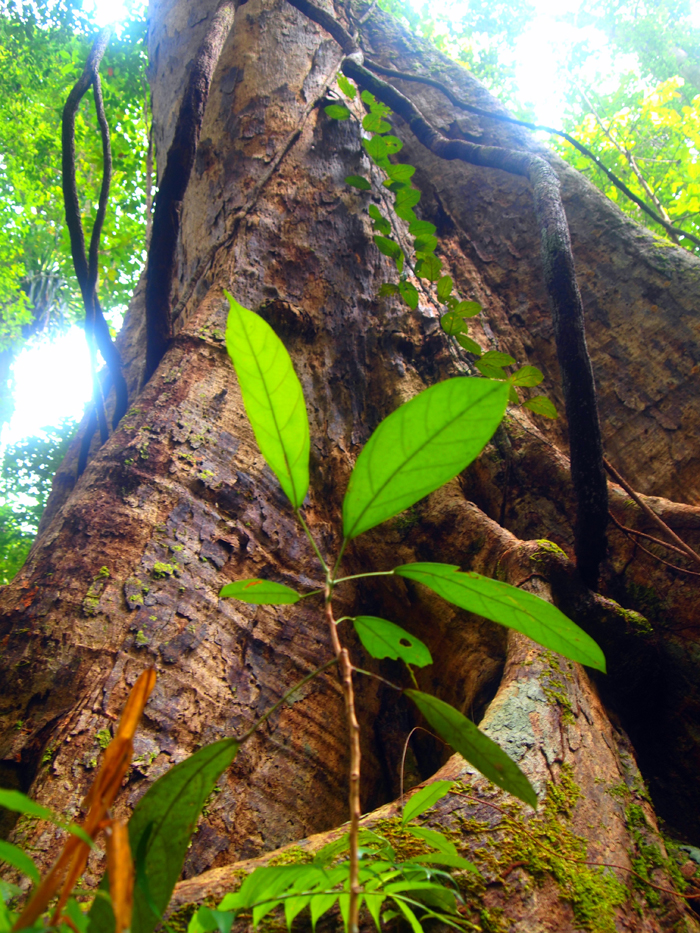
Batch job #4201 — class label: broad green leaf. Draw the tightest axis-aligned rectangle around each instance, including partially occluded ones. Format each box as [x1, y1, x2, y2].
[369, 205, 384, 222]
[379, 283, 400, 297]
[383, 136, 404, 154]
[437, 276, 453, 302]
[399, 280, 419, 310]
[401, 781, 453, 824]
[413, 234, 438, 254]
[0, 839, 39, 882]
[455, 300, 481, 318]
[89, 739, 239, 933]
[219, 579, 300, 604]
[190, 907, 234, 933]
[440, 311, 468, 336]
[0, 789, 54, 822]
[392, 898, 424, 933]
[409, 220, 436, 237]
[324, 103, 351, 120]
[404, 849, 477, 870]
[363, 113, 391, 133]
[395, 563, 606, 671]
[511, 365, 543, 387]
[354, 616, 432, 667]
[372, 217, 392, 235]
[361, 90, 377, 106]
[405, 691, 537, 808]
[342, 378, 508, 539]
[415, 254, 442, 281]
[479, 351, 515, 367]
[404, 826, 477, 871]
[337, 74, 356, 99]
[524, 396, 558, 418]
[509, 385, 520, 405]
[474, 361, 506, 379]
[225, 293, 310, 508]
[455, 333, 482, 355]
[363, 136, 389, 163]
[345, 175, 371, 191]
[374, 235, 402, 261]
[394, 187, 420, 219]
[387, 164, 415, 183]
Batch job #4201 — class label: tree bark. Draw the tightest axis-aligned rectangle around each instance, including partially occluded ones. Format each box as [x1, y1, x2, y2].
[2, 0, 700, 929]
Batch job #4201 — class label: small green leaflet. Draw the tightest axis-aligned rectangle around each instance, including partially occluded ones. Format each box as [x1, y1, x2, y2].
[337, 74, 356, 99]
[456, 333, 482, 355]
[219, 579, 301, 605]
[361, 89, 377, 106]
[511, 365, 543, 387]
[363, 113, 391, 133]
[405, 691, 537, 808]
[363, 136, 389, 162]
[413, 234, 437, 254]
[399, 280, 419, 310]
[437, 276, 453, 302]
[401, 781, 453, 824]
[440, 311, 468, 336]
[0, 839, 39, 882]
[225, 293, 310, 508]
[480, 351, 515, 367]
[415, 254, 442, 281]
[324, 103, 351, 120]
[524, 396, 558, 418]
[394, 562, 606, 671]
[374, 235, 402, 261]
[386, 164, 415, 183]
[342, 378, 509, 539]
[455, 300, 481, 318]
[409, 220, 436, 237]
[394, 187, 420, 220]
[0, 789, 54, 822]
[379, 283, 400, 297]
[353, 616, 432, 667]
[474, 361, 506, 379]
[345, 175, 371, 191]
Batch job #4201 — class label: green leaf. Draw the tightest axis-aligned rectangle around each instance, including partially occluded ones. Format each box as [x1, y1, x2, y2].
[374, 236, 402, 261]
[405, 691, 537, 808]
[219, 579, 301, 604]
[455, 333, 482, 355]
[363, 113, 391, 133]
[337, 74, 356, 99]
[474, 361, 506, 379]
[415, 254, 442, 281]
[0, 789, 54, 822]
[363, 136, 389, 163]
[405, 850, 476, 870]
[437, 276, 453, 302]
[0, 839, 39, 883]
[509, 385, 520, 405]
[455, 300, 481, 318]
[413, 234, 437, 254]
[345, 175, 371, 191]
[354, 616, 432, 667]
[399, 280, 419, 310]
[394, 563, 606, 670]
[324, 103, 351, 120]
[225, 293, 310, 508]
[524, 396, 558, 418]
[379, 283, 400, 297]
[383, 136, 404, 154]
[342, 378, 508, 539]
[372, 216, 392, 235]
[479, 351, 515, 367]
[90, 739, 239, 933]
[511, 365, 544, 387]
[361, 90, 377, 106]
[394, 187, 420, 219]
[401, 781, 453, 824]
[408, 220, 436, 237]
[369, 205, 384, 222]
[387, 164, 415, 184]
[392, 898, 424, 933]
[439, 311, 468, 336]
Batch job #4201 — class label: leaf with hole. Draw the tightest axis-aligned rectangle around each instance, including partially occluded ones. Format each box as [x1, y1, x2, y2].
[511, 365, 544, 387]
[405, 691, 537, 807]
[345, 175, 371, 191]
[524, 396, 558, 418]
[324, 103, 351, 120]
[219, 579, 301, 604]
[395, 562, 605, 670]
[415, 254, 442, 281]
[455, 333, 482, 354]
[363, 113, 391, 133]
[225, 294, 309, 508]
[342, 378, 508, 539]
[413, 234, 437, 254]
[399, 280, 419, 310]
[437, 276, 453, 302]
[383, 135, 403, 154]
[337, 74, 356, 99]
[354, 616, 432, 667]
[401, 781, 453, 825]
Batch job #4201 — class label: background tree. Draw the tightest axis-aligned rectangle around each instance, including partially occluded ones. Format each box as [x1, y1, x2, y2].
[2, 1, 700, 931]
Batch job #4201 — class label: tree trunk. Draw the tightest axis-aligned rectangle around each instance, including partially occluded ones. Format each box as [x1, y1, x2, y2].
[2, 1, 700, 929]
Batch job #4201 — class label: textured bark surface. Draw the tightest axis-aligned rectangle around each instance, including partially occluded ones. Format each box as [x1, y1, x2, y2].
[1, 0, 700, 929]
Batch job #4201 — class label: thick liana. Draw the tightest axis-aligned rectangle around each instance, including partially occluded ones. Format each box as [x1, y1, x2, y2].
[342, 378, 509, 540]
[225, 293, 310, 509]
[394, 563, 605, 671]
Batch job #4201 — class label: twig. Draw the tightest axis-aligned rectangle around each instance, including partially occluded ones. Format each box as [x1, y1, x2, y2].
[608, 513, 700, 577]
[604, 459, 700, 569]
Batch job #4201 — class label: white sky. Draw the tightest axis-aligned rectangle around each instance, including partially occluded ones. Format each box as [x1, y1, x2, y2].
[4, 0, 700, 449]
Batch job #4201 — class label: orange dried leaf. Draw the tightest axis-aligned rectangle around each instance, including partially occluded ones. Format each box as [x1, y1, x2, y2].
[106, 820, 134, 933]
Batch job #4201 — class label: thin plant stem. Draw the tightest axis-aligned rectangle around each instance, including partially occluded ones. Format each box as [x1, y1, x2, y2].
[333, 570, 395, 585]
[325, 588, 362, 933]
[331, 537, 349, 580]
[350, 666, 403, 691]
[296, 509, 330, 574]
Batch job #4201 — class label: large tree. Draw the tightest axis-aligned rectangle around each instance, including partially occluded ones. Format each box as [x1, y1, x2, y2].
[2, 1, 700, 930]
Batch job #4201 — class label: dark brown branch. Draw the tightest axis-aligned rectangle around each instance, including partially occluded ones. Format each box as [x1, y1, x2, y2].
[608, 513, 700, 577]
[362, 60, 700, 251]
[62, 27, 128, 432]
[143, 0, 240, 382]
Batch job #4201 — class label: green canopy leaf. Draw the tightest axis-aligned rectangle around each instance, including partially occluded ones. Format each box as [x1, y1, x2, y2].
[405, 691, 537, 808]
[395, 563, 606, 671]
[353, 616, 432, 667]
[342, 378, 508, 539]
[225, 293, 310, 508]
[219, 579, 301, 604]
